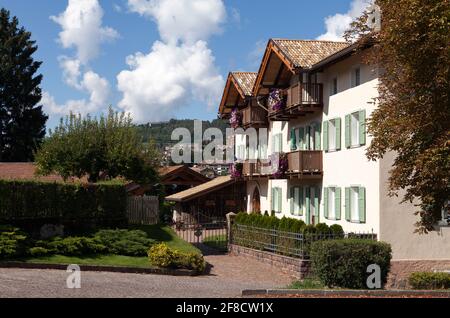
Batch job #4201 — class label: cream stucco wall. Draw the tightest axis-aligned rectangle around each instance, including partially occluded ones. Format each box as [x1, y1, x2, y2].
[379, 151, 450, 260]
[320, 54, 381, 233]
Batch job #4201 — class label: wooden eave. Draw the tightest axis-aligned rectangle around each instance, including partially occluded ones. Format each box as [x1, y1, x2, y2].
[253, 40, 301, 96]
[218, 73, 250, 117]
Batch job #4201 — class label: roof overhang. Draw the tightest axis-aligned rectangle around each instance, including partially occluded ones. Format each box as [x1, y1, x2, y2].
[218, 73, 250, 117]
[253, 40, 299, 96]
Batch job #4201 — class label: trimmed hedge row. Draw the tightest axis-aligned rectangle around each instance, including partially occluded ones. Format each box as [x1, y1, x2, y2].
[409, 272, 450, 290]
[310, 239, 392, 289]
[234, 212, 344, 236]
[0, 180, 127, 224]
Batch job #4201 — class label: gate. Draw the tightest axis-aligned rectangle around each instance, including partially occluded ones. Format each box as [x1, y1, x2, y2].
[126, 196, 159, 225]
[173, 220, 228, 253]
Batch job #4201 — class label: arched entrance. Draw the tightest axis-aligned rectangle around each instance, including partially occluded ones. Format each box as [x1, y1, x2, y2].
[251, 187, 261, 213]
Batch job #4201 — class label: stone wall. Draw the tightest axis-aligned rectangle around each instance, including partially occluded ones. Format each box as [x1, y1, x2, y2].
[229, 244, 310, 279]
[387, 260, 450, 289]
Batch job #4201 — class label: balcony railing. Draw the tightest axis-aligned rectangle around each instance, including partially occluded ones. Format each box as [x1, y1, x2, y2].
[242, 106, 267, 128]
[287, 150, 323, 175]
[243, 160, 265, 178]
[286, 83, 323, 109]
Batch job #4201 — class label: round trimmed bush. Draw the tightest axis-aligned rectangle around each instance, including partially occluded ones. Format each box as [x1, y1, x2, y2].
[310, 239, 392, 289]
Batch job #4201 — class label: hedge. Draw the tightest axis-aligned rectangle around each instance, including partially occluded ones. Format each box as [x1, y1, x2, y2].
[0, 180, 127, 224]
[310, 239, 392, 289]
[409, 272, 450, 290]
[232, 212, 345, 257]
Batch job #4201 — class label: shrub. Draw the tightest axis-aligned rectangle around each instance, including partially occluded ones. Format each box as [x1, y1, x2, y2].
[310, 239, 392, 289]
[147, 243, 205, 273]
[36, 236, 107, 256]
[0, 180, 127, 226]
[93, 229, 155, 256]
[330, 224, 345, 237]
[409, 272, 450, 290]
[28, 247, 51, 257]
[315, 223, 331, 235]
[0, 226, 27, 259]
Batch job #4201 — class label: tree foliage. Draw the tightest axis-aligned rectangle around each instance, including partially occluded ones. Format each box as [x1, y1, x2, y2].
[345, 0, 450, 232]
[35, 108, 160, 184]
[0, 8, 47, 162]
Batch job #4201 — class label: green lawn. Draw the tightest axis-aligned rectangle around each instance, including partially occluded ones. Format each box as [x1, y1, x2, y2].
[287, 277, 326, 290]
[20, 224, 200, 269]
[203, 234, 227, 252]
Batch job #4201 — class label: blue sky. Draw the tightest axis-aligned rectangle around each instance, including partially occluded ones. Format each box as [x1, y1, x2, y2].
[0, 0, 369, 129]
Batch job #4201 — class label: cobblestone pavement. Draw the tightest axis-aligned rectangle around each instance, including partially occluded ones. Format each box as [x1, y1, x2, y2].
[0, 254, 292, 298]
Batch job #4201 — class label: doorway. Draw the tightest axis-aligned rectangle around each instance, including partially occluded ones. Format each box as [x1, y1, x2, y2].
[252, 187, 261, 213]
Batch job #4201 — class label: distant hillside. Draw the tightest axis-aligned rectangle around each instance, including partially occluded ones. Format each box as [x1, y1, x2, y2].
[136, 119, 229, 148]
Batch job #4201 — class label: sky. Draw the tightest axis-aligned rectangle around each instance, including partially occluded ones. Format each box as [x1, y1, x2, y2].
[0, 0, 373, 130]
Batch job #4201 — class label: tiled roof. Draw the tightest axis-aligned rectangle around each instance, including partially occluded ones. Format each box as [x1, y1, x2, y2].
[0, 163, 86, 183]
[231, 72, 257, 97]
[165, 176, 234, 202]
[272, 39, 350, 69]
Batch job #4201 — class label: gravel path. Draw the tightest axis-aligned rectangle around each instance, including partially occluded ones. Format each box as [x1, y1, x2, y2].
[0, 254, 292, 298]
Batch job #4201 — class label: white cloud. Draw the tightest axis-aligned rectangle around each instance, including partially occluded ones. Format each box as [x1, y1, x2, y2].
[42, 71, 111, 116]
[127, 0, 226, 44]
[44, 0, 116, 118]
[248, 40, 266, 69]
[317, 0, 373, 41]
[117, 0, 226, 123]
[51, 0, 119, 63]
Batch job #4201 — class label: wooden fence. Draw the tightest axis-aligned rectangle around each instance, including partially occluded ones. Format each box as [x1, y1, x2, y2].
[126, 196, 159, 225]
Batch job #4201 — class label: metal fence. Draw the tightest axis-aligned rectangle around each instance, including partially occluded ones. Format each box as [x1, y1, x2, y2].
[126, 196, 159, 225]
[174, 220, 228, 253]
[231, 223, 377, 259]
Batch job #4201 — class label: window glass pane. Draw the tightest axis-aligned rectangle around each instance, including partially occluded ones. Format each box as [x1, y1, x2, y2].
[351, 187, 359, 221]
[351, 113, 359, 146]
[328, 188, 335, 219]
[355, 68, 361, 86]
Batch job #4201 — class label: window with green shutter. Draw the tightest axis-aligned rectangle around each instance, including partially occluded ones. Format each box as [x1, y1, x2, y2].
[345, 187, 351, 221]
[314, 187, 320, 222]
[297, 127, 305, 150]
[290, 128, 297, 151]
[323, 121, 329, 152]
[314, 123, 321, 150]
[305, 187, 311, 225]
[335, 187, 342, 220]
[345, 115, 351, 148]
[358, 187, 366, 223]
[335, 118, 342, 150]
[324, 187, 329, 219]
[272, 187, 282, 214]
[359, 110, 366, 146]
[290, 186, 302, 216]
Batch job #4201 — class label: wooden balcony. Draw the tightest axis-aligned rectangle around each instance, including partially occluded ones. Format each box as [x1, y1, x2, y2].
[242, 106, 268, 128]
[269, 83, 323, 121]
[242, 160, 268, 180]
[287, 150, 323, 179]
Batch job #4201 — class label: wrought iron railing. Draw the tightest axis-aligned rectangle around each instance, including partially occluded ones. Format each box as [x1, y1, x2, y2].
[231, 223, 376, 259]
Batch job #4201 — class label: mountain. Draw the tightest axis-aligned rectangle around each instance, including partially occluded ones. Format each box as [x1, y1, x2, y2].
[135, 118, 229, 148]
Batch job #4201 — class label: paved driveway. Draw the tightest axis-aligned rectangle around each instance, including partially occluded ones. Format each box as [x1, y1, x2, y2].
[0, 254, 292, 298]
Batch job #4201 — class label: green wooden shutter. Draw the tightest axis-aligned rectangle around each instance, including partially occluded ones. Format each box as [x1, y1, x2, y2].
[315, 123, 321, 150]
[305, 187, 311, 224]
[335, 118, 342, 150]
[271, 187, 275, 212]
[345, 187, 351, 221]
[323, 187, 329, 219]
[290, 187, 294, 215]
[345, 115, 351, 148]
[314, 187, 320, 222]
[335, 187, 342, 220]
[323, 121, 329, 152]
[299, 186, 304, 216]
[358, 187, 366, 223]
[305, 127, 311, 150]
[290, 128, 297, 151]
[359, 110, 366, 146]
[298, 127, 305, 150]
[277, 188, 282, 213]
